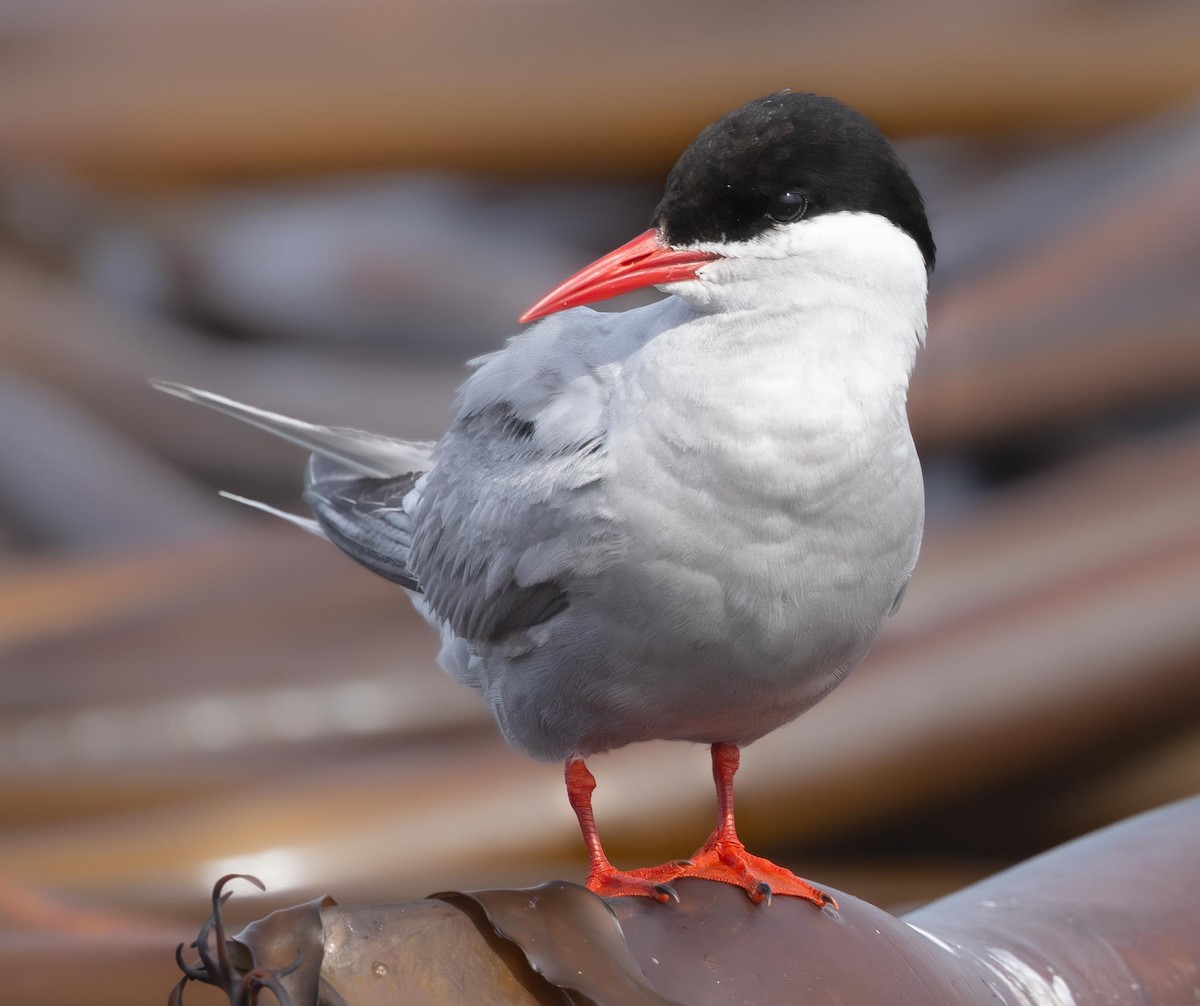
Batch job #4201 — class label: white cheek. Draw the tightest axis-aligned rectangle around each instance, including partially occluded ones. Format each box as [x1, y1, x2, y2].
[674, 211, 927, 307]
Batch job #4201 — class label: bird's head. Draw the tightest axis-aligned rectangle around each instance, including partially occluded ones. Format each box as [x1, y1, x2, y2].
[520, 91, 934, 324]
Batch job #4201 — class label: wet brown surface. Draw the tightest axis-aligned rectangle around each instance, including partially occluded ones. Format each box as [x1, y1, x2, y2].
[162, 799, 1198, 1005]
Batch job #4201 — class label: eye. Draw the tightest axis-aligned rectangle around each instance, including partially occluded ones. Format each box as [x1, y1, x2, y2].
[767, 190, 808, 223]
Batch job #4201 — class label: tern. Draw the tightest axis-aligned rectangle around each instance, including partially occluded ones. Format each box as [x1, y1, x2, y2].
[155, 90, 934, 906]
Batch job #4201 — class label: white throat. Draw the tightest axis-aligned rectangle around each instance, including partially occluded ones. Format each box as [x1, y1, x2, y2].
[656, 212, 929, 407]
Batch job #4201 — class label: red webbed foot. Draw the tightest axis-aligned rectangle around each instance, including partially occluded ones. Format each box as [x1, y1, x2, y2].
[675, 836, 834, 907]
[584, 862, 683, 903]
[567, 756, 685, 904]
[566, 746, 834, 908]
[674, 742, 835, 907]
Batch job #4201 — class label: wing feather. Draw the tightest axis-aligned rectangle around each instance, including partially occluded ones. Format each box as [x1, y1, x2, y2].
[303, 457, 422, 590]
[155, 301, 674, 648]
[150, 381, 433, 477]
[407, 307, 646, 644]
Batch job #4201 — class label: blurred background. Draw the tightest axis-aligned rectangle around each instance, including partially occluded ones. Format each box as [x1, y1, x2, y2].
[1, 1, 1199, 999]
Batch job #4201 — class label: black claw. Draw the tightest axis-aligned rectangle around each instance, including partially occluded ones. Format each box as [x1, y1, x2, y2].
[654, 883, 680, 903]
[754, 882, 773, 906]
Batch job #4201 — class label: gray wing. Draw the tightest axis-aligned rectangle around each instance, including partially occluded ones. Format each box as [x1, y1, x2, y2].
[402, 308, 634, 646]
[149, 381, 436, 590]
[303, 456, 423, 591]
[303, 416, 592, 641]
[405, 398, 609, 644]
[150, 381, 434, 477]
[155, 304, 642, 646]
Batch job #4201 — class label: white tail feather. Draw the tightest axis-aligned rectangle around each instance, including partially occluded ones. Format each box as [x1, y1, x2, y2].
[218, 491, 326, 537]
[150, 380, 433, 477]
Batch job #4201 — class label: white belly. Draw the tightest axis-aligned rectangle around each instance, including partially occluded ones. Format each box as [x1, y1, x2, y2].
[456, 269, 928, 762]
[498, 328, 923, 756]
[597, 391, 921, 723]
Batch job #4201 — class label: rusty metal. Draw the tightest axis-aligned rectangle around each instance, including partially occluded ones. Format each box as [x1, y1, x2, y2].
[172, 874, 304, 1006]
[175, 797, 1200, 1005]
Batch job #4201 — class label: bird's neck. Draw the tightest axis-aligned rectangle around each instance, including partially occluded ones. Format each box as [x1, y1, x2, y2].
[667, 300, 924, 422]
[666, 212, 929, 402]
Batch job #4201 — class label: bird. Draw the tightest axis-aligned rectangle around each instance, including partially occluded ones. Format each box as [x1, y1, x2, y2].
[154, 90, 934, 908]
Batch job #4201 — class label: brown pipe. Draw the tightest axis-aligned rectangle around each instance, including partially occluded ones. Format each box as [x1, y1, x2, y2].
[174, 796, 1200, 1004]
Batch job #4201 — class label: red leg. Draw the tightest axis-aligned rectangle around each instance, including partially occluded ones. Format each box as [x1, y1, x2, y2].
[565, 757, 681, 902]
[676, 743, 835, 907]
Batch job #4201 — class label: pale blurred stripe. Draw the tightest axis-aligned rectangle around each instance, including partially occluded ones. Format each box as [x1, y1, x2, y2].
[0, 2, 1198, 182]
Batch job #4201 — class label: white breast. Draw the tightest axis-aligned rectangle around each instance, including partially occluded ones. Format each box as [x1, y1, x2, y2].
[459, 212, 929, 760]
[587, 213, 928, 736]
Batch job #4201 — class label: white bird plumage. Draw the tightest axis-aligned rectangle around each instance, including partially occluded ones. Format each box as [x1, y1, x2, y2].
[156, 91, 933, 905]
[157, 210, 926, 763]
[427, 211, 926, 761]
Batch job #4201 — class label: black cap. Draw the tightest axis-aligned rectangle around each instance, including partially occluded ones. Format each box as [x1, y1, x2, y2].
[653, 92, 935, 273]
